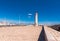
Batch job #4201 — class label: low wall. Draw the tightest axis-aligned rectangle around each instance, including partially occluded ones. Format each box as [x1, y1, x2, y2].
[44, 26, 60, 41]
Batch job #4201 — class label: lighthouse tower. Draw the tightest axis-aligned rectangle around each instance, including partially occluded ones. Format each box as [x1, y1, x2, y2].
[35, 12, 38, 26]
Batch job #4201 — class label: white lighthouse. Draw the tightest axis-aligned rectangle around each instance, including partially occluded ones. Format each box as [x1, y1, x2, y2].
[35, 12, 38, 26]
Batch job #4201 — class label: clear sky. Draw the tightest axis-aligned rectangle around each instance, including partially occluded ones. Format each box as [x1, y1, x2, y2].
[0, 0, 60, 24]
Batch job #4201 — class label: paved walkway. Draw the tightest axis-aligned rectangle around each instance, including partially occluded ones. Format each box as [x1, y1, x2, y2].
[0, 26, 42, 41]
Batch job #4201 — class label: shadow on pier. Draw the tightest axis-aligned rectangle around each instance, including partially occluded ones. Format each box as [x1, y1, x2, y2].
[38, 26, 48, 41]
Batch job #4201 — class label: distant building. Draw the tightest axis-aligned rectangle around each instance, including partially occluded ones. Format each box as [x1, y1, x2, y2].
[0, 21, 16, 26]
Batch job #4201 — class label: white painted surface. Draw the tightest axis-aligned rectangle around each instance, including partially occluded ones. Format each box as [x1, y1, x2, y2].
[35, 12, 38, 26]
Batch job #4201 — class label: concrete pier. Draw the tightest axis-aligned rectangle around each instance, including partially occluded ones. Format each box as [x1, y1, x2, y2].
[0, 25, 60, 41]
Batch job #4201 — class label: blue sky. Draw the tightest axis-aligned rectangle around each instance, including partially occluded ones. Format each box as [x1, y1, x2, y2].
[0, 0, 60, 24]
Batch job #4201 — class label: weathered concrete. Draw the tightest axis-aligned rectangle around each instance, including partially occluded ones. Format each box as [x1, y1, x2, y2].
[44, 26, 60, 41]
[0, 26, 42, 41]
[0, 25, 60, 41]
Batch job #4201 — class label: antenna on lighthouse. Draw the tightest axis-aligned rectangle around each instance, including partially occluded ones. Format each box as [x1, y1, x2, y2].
[19, 16, 20, 25]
